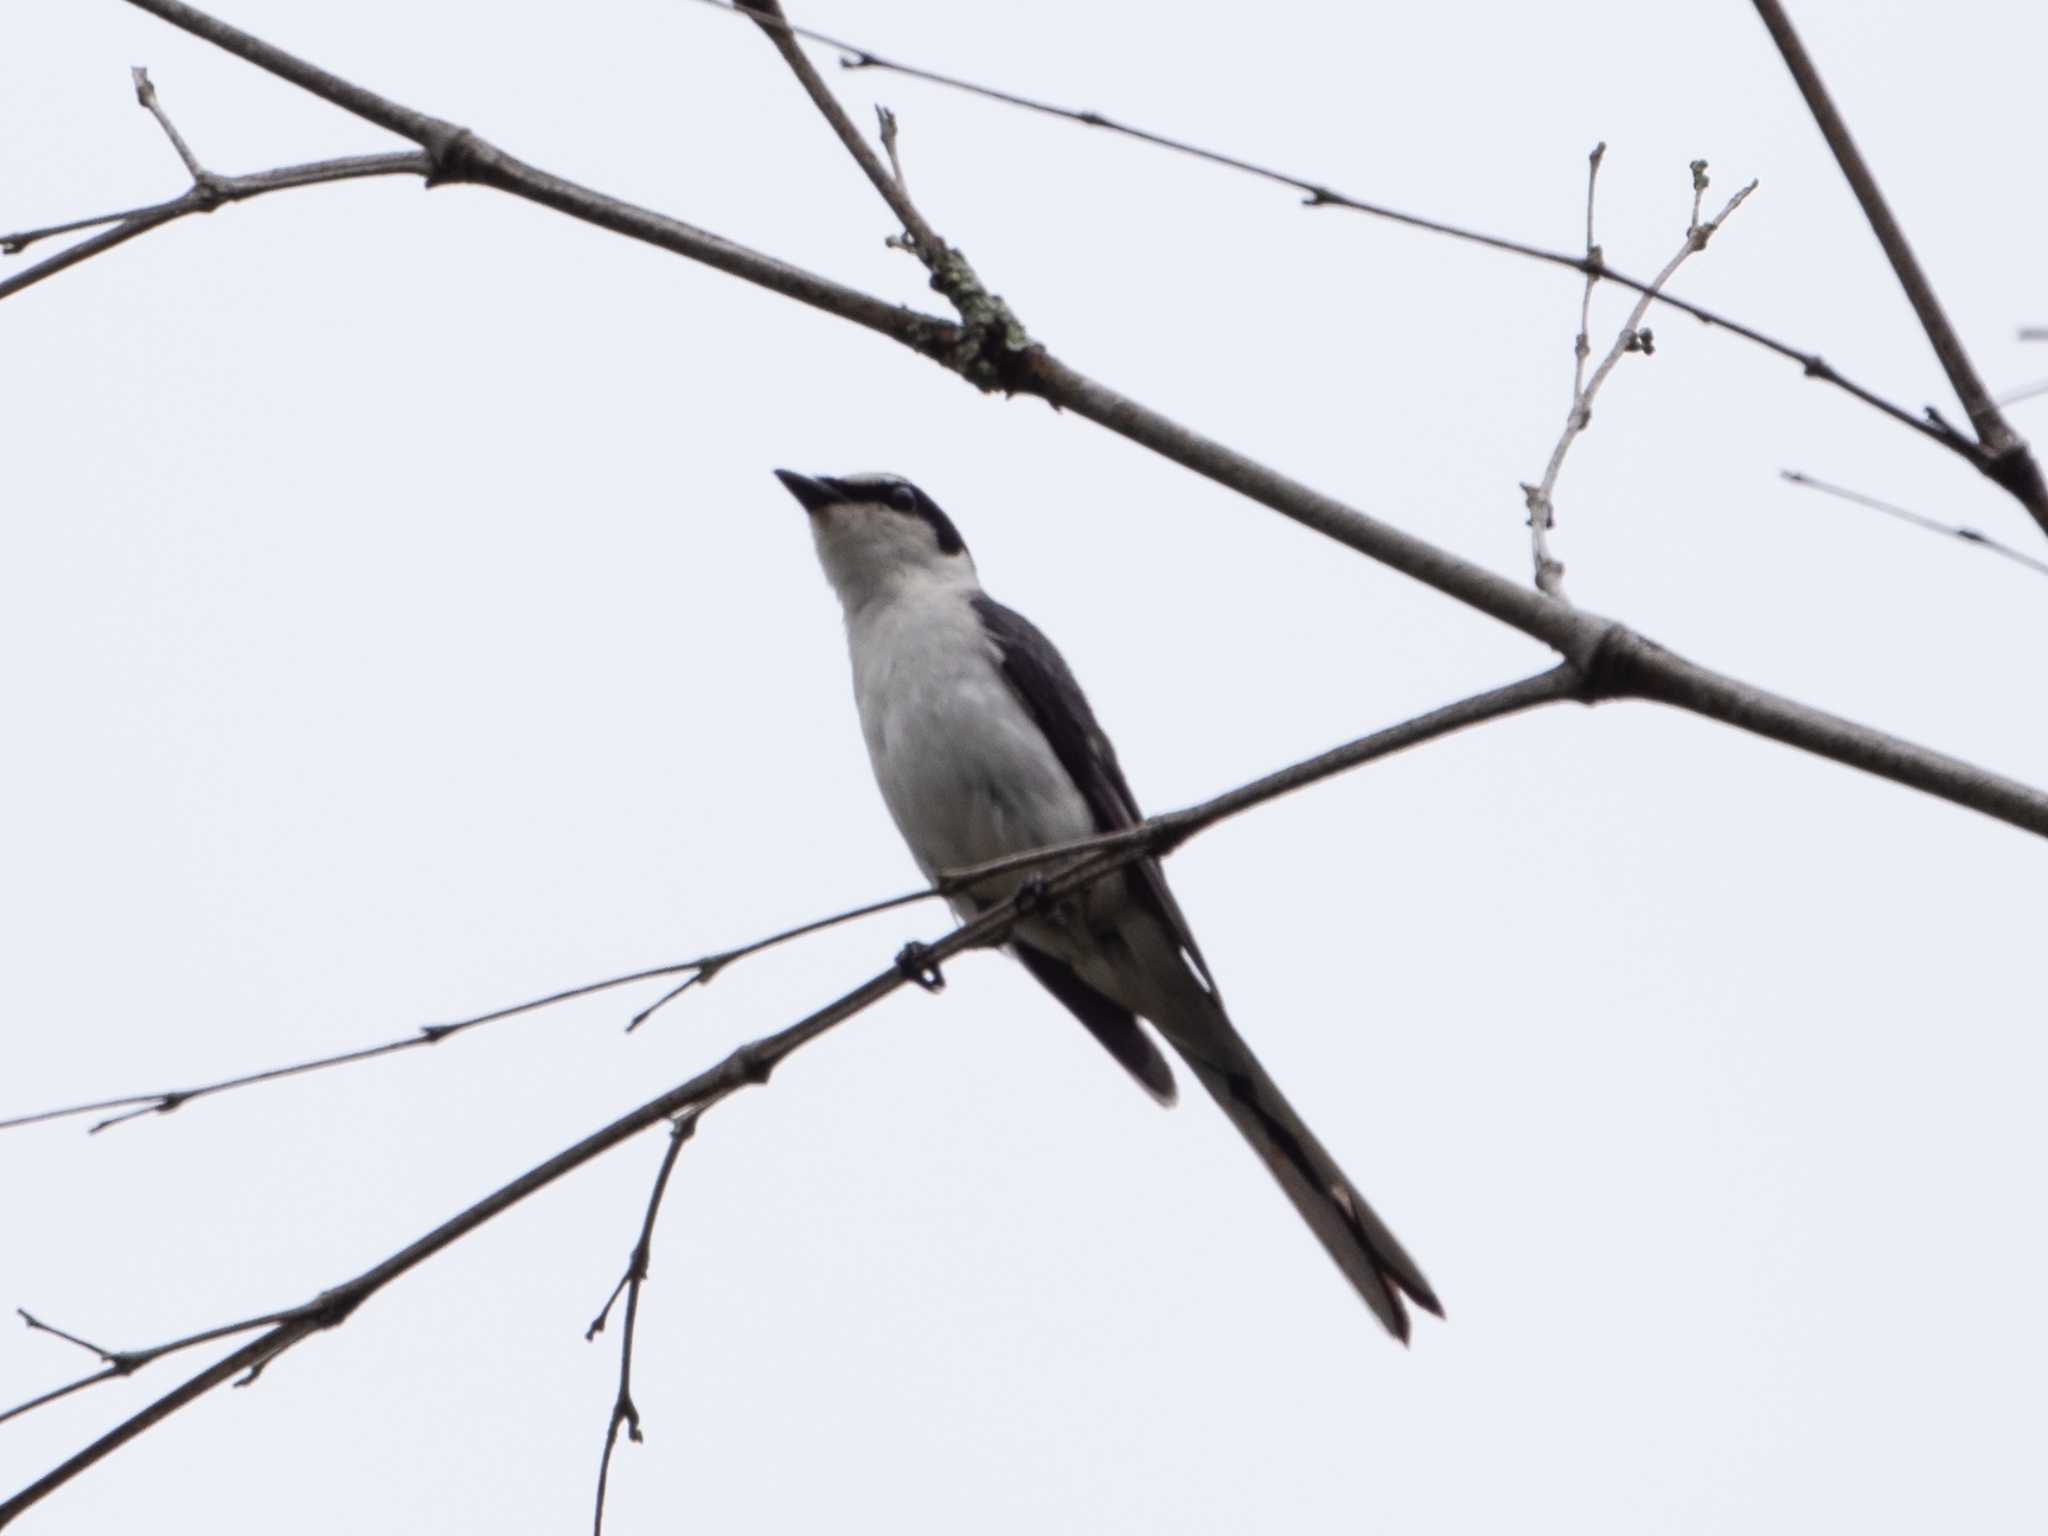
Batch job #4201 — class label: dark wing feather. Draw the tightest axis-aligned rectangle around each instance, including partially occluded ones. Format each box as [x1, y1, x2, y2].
[971, 593, 1220, 997]
[1013, 943, 1176, 1105]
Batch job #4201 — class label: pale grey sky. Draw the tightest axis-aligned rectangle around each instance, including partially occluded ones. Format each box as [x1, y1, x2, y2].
[4, 2, 2045, 1531]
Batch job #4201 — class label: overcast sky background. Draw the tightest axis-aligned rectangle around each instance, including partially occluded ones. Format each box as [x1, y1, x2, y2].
[3, 2, 2045, 1531]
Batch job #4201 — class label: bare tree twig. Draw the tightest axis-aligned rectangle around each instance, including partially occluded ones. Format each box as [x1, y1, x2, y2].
[0, 1301, 310, 1430]
[0, 987, 827, 1525]
[588, 1112, 699, 1535]
[27, 2, 967, 366]
[1012, 338, 2048, 832]
[35, 2, 2048, 833]
[620, 885, 934, 1030]
[18, 7, 2019, 502]
[1748, 0, 2048, 536]
[876, 105, 907, 199]
[0, 667, 1574, 1522]
[130, 65, 206, 180]
[677, 0, 2001, 477]
[739, 0, 1028, 386]
[6, 198, 205, 255]
[1533, 141, 1607, 598]
[0, 667, 1581, 1523]
[17, 1310, 115, 1359]
[933, 668, 1582, 885]
[1996, 379, 2048, 409]
[1522, 162, 1757, 598]
[0, 884, 946, 1135]
[8, 41, 2031, 1138]
[53, 0, 2044, 838]
[1779, 471, 2048, 579]
[6, 5, 2048, 1503]
[1573, 143, 1606, 406]
[743, 0, 935, 255]
[0, 150, 429, 301]
[4, 668, 1587, 1137]
[0, 1369, 127, 1431]
[0, 65, 429, 301]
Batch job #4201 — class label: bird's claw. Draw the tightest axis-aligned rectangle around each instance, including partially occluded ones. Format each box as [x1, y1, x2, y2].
[1011, 872, 1051, 915]
[894, 941, 946, 992]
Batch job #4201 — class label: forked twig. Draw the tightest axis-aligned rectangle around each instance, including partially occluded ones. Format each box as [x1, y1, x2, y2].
[0, 68, 427, 302]
[1523, 159, 1757, 596]
[588, 1111, 699, 1534]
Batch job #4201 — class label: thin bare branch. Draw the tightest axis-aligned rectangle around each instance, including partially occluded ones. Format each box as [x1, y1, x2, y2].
[1749, 0, 2048, 537]
[623, 885, 936, 1031]
[97, 0, 2048, 840]
[678, 0, 1992, 474]
[0, 1301, 307, 1430]
[3, 5, 2038, 1518]
[1544, 141, 1604, 598]
[0, 151, 428, 301]
[0, 884, 943, 1135]
[56, 7, 2021, 511]
[742, 0, 934, 255]
[3, 664, 1571, 1139]
[589, 1111, 699, 1535]
[17, 1310, 115, 1360]
[1523, 164, 1757, 597]
[1997, 379, 2048, 409]
[737, 0, 1027, 384]
[0, 1369, 128, 1432]
[0, 667, 1573, 1520]
[7, 666, 1583, 1139]
[1573, 143, 1606, 405]
[81, 1, 964, 363]
[42, 0, 2045, 844]
[130, 66, 206, 180]
[937, 667, 1584, 889]
[876, 105, 907, 199]
[4, 199, 189, 254]
[1780, 471, 2048, 579]
[1012, 348, 2048, 836]
[0, 64, 431, 301]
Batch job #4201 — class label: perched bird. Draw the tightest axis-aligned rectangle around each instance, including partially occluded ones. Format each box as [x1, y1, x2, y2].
[775, 469, 1439, 1339]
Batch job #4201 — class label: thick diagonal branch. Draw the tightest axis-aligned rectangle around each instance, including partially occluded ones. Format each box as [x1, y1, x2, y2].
[1749, 0, 2048, 535]
[76, 0, 2048, 846]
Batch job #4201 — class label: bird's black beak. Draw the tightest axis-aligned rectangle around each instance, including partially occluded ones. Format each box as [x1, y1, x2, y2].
[773, 469, 841, 516]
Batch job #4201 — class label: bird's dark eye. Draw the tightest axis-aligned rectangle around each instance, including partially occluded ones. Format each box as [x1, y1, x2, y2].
[888, 484, 917, 513]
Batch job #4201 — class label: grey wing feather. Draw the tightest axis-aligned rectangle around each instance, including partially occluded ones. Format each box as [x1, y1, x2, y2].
[973, 596, 1438, 1337]
[971, 594, 1218, 994]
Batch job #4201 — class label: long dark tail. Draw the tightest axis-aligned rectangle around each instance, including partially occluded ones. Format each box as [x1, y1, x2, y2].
[1127, 926, 1440, 1340]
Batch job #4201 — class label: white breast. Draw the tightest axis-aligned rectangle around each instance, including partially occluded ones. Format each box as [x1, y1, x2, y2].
[843, 585, 1098, 897]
